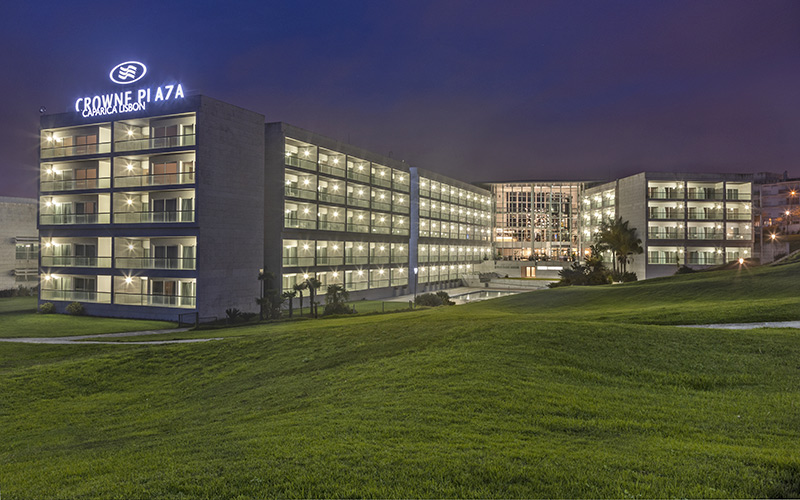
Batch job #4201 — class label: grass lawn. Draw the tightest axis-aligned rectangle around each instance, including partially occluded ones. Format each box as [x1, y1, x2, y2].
[0, 296, 37, 314]
[1, 262, 800, 498]
[0, 297, 176, 338]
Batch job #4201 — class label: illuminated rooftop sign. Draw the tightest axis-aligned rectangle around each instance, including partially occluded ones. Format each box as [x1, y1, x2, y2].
[75, 61, 185, 118]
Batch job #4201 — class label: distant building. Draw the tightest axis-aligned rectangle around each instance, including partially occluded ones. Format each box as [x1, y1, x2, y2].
[0, 197, 38, 290]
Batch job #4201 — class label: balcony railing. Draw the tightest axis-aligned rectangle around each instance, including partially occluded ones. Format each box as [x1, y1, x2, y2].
[347, 197, 370, 208]
[114, 172, 195, 188]
[648, 190, 685, 200]
[114, 292, 196, 308]
[114, 210, 195, 223]
[726, 212, 752, 221]
[285, 156, 316, 171]
[726, 192, 752, 201]
[284, 218, 316, 230]
[41, 142, 111, 158]
[319, 163, 345, 177]
[726, 233, 752, 240]
[318, 221, 345, 231]
[41, 178, 111, 192]
[318, 192, 345, 204]
[40, 213, 111, 225]
[345, 255, 369, 265]
[371, 226, 391, 235]
[687, 231, 724, 240]
[115, 257, 196, 270]
[316, 256, 344, 265]
[41, 289, 111, 303]
[371, 201, 391, 211]
[285, 186, 317, 200]
[371, 176, 391, 188]
[649, 209, 684, 220]
[687, 211, 723, 220]
[647, 255, 679, 264]
[41, 256, 112, 267]
[687, 256, 725, 265]
[346, 222, 370, 233]
[687, 190, 724, 200]
[281, 257, 314, 267]
[115, 134, 196, 152]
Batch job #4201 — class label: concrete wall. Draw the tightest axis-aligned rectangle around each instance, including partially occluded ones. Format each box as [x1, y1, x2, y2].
[196, 97, 265, 317]
[616, 174, 648, 279]
[0, 197, 38, 290]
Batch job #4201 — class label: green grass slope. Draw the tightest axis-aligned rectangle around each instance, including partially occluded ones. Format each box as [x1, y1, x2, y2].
[1, 263, 800, 499]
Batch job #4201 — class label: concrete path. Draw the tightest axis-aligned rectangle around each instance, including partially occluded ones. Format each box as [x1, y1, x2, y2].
[0, 327, 223, 345]
[680, 321, 800, 330]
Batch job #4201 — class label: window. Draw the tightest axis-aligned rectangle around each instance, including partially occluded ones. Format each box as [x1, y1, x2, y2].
[152, 161, 178, 184]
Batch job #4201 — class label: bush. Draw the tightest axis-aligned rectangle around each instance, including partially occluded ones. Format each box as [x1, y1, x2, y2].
[39, 302, 56, 314]
[65, 302, 86, 315]
[435, 291, 455, 305]
[611, 271, 638, 283]
[0, 285, 38, 298]
[675, 265, 696, 274]
[415, 292, 455, 307]
[225, 308, 241, 323]
[323, 302, 354, 316]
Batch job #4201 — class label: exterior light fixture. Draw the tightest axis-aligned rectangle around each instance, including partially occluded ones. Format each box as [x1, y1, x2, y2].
[127, 129, 134, 136]
[303, 150, 310, 157]
[333, 158, 339, 165]
[303, 273, 309, 279]
[128, 244, 134, 250]
[303, 244, 309, 250]
[46, 167, 53, 174]
[126, 199, 133, 205]
[332, 272, 339, 278]
[333, 211, 339, 217]
[125, 277, 133, 284]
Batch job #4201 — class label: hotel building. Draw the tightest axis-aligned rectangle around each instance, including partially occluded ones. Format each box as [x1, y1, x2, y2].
[580, 172, 754, 279]
[38, 83, 490, 319]
[265, 123, 492, 299]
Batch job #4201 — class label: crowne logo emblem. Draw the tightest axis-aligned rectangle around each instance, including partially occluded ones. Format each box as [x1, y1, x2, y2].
[109, 61, 147, 85]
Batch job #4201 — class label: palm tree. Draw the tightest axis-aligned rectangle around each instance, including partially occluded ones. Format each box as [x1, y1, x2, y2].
[324, 284, 350, 315]
[305, 277, 322, 318]
[281, 290, 297, 317]
[293, 282, 308, 316]
[596, 217, 643, 274]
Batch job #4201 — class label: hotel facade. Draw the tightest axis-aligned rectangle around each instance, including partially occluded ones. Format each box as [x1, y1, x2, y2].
[34, 62, 767, 319]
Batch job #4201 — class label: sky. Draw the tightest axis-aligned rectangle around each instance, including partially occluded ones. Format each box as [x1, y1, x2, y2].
[1, 0, 798, 198]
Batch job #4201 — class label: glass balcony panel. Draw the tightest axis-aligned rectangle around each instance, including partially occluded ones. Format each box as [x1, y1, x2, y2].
[114, 210, 194, 223]
[41, 256, 112, 267]
[114, 292, 195, 308]
[40, 213, 111, 225]
[41, 177, 111, 192]
[115, 134, 196, 152]
[41, 142, 111, 158]
[115, 172, 195, 188]
[40, 289, 111, 303]
[114, 257, 196, 270]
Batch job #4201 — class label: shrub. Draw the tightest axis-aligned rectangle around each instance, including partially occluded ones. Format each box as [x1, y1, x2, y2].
[39, 302, 56, 314]
[323, 302, 354, 316]
[435, 291, 455, 305]
[675, 265, 696, 274]
[415, 292, 454, 307]
[611, 271, 638, 283]
[225, 308, 241, 323]
[65, 302, 86, 315]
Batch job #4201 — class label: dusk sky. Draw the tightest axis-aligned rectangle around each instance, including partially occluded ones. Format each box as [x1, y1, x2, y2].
[2, 0, 798, 198]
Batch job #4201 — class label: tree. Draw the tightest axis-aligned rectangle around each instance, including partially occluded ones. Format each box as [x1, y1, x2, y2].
[596, 217, 643, 274]
[324, 284, 353, 315]
[281, 290, 297, 317]
[293, 281, 308, 316]
[305, 277, 322, 318]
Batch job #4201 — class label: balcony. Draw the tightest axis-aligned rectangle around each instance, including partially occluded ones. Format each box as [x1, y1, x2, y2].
[40, 289, 111, 303]
[726, 212, 752, 221]
[285, 156, 316, 171]
[285, 185, 317, 201]
[114, 210, 195, 223]
[284, 218, 316, 230]
[40, 212, 111, 225]
[114, 292, 196, 308]
[687, 210, 723, 220]
[687, 256, 725, 265]
[726, 232, 752, 241]
[687, 231, 724, 240]
[41, 256, 112, 268]
[41, 177, 112, 192]
[647, 189, 684, 200]
[346, 222, 370, 233]
[687, 189, 723, 201]
[41, 142, 111, 159]
[115, 172, 195, 188]
[115, 134, 195, 152]
[318, 221, 345, 231]
[115, 257, 196, 270]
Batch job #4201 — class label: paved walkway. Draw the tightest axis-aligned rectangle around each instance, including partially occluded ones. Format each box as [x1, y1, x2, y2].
[680, 321, 800, 330]
[0, 328, 223, 345]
